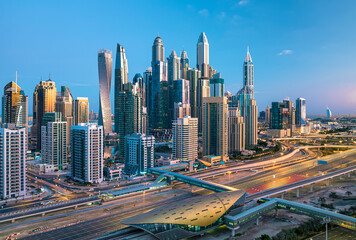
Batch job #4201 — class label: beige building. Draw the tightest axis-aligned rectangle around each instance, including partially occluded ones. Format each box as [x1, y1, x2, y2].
[228, 107, 245, 153]
[173, 102, 191, 120]
[246, 99, 258, 146]
[75, 97, 89, 125]
[202, 97, 228, 162]
[172, 116, 198, 162]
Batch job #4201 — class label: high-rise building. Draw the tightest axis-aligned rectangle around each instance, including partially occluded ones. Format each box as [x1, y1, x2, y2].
[151, 36, 168, 130]
[180, 50, 189, 79]
[0, 126, 27, 199]
[133, 73, 145, 108]
[124, 133, 155, 175]
[326, 107, 332, 118]
[75, 97, 89, 125]
[187, 68, 201, 118]
[197, 78, 210, 132]
[173, 79, 190, 104]
[55, 86, 74, 152]
[202, 97, 228, 162]
[228, 107, 245, 153]
[33, 79, 57, 150]
[98, 49, 113, 136]
[114, 44, 128, 134]
[197, 32, 209, 78]
[143, 68, 152, 129]
[167, 50, 181, 126]
[295, 98, 306, 127]
[41, 112, 67, 170]
[71, 124, 104, 184]
[2, 78, 28, 127]
[172, 116, 198, 162]
[237, 48, 258, 146]
[210, 73, 224, 97]
[265, 105, 271, 125]
[173, 102, 191, 120]
[117, 82, 142, 159]
[270, 100, 295, 134]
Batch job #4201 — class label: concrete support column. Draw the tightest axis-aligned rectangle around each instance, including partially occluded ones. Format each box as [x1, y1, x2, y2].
[190, 184, 193, 192]
[256, 217, 259, 225]
[340, 176, 342, 180]
[281, 193, 284, 199]
[275, 208, 278, 217]
[326, 179, 329, 186]
[232, 229, 235, 237]
[75, 205, 78, 209]
[310, 184, 313, 192]
[348, 173, 351, 178]
[297, 188, 300, 198]
[42, 213, 45, 217]
[11, 219, 15, 223]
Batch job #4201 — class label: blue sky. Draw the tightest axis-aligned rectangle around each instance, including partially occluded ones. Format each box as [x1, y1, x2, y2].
[1, 0, 356, 115]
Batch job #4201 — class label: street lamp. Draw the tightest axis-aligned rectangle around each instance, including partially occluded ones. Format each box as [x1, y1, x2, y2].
[323, 217, 331, 240]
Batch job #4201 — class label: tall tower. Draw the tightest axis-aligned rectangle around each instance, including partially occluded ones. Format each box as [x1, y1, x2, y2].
[167, 50, 181, 127]
[98, 49, 113, 136]
[114, 44, 128, 134]
[180, 49, 189, 79]
[295, 98, 306, 127]
[237, 47, 258, 146]
[187, 68, 201, 118]
[197, 32, 209, 78]
[202, 97, 228, 162]
[33, 79, 57, 150]
[151, 36, 168, 130]
[75, 97, 89, 125]
[2, 77, 28, 127]
[228, 107, 245, 153]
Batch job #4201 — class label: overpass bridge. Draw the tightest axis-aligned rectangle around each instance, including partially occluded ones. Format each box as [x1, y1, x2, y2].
[225, 198, 356, 236]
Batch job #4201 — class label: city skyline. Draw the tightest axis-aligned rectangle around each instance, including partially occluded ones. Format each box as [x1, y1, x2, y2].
[1, 1, 355, 115]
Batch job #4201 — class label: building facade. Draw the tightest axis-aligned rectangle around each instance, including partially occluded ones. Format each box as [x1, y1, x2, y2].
[202, 97, 228, 162]
[187, 68, 201, 119]
[71, 124, 104, 184]
[0, 127, 26, 199]
[124, 133, 155, 175]
[172, 116, 198, 162]
[173, 102, 191, 120]
[210, 73, 224, 97]
[98, 49, 113, 136]
[295, 98, 306, 127]
[75, 97, 89, 125]
[197, 32, 209, 78]
[228, 107, 245, 153]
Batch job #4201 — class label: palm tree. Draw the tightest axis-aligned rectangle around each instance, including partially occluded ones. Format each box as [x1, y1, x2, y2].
[329, 192, 338, 199]
[318, 197, 326, 204]
[345, 191, 352, 198]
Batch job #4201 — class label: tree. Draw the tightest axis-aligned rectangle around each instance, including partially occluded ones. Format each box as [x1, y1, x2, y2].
[318, 197, 326, 204]
[345, 191, 352, 198]
[329, 192, 338, 200]
[256, 234, 271, 240]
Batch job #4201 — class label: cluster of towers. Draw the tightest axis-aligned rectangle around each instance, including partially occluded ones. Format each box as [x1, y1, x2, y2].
[98, 32, 258, 165]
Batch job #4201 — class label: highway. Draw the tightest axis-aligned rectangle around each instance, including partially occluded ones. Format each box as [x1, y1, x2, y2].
[6, 149, 354, 240]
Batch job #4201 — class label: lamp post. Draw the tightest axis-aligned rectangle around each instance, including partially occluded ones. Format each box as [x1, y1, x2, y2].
[323, 216, 330, 240]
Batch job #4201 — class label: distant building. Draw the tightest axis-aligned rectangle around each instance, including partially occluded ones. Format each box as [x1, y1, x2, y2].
[71, 124, 104, 184]
[173, 79, 190, 104]
[33, 79, 57, 150]
[202, 97, 228, 162]
[210, 73, 224, 97]
[75, 97, 89, 125]
[197, 32, 209, 78]
[228, 107, 245, 153]
[41, 112, 67, 170]
[265, 105, 271, 125]
[124, 133, 155, 175]
[187, 68, 201, 119]
[98, 49, 113, 136]
[2, 78, 28, 128]
[180, 50, 189, 80]
[103, 164, 123, 181]
[0, 127, 27, 199]
[295, 98, 306, 127]
[173, 102, 191, 120]
[326, 107, 332, 118]
[269, 100, 296, 137]
[172, 116, 198, 162]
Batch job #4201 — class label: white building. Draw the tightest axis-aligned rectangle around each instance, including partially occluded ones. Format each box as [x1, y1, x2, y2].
[124, 133, 155, 175]
[41, 112, 67, 170]
[0, 127, 27, 199]
[172, 116, 198, 162]
[71, 124, 104, 184]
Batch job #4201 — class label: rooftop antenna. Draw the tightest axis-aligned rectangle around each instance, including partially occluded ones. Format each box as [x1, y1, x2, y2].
[15, 71, 18, 94]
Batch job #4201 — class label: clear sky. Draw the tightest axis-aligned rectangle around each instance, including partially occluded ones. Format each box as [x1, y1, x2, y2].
[1, 0, 355, 115]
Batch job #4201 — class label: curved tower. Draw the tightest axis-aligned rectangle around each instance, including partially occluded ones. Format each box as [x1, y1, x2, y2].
[243, 47, 254, 93]
[196, 32, 209, 78]
[98, 49, 113, 136]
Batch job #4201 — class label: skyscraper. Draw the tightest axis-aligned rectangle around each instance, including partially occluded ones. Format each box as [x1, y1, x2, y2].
[41, 112, 67, 170]
[33, 79, 57, 150]
[174, 102, 191, 120]
[265, 105, 271, 125]
[114, 44, 128, 134]
[167, 50, 181, 126]
[2, 78, 28, 127]
[210, 73, 224, 97]
[172, 116, 198, 162]
[117, 82, 142, 159]
[74, 97, 89, 125]
[187, 68, 201, 118]
[133, 73, 145, 108]
[143, 68, 152, 129]
[326, 107, 332, 118]
[197, 32, 209, 78]
[124, 133, 155, 175]
[237, 48, 258, 146]
[228, 107, 245, 153]
[295, 98, 307, 127]
[71, 123, 104, 184]
[151, 36, 168, 130]
[0, 126, 27, 199]
[98, 49, 113, 136]
[202, 97, 228, 162]
[173, 79, 190, 104]
[197, 77, 210, 132]
[55, 86, 74, 152]
[180, 50, 189, 79]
